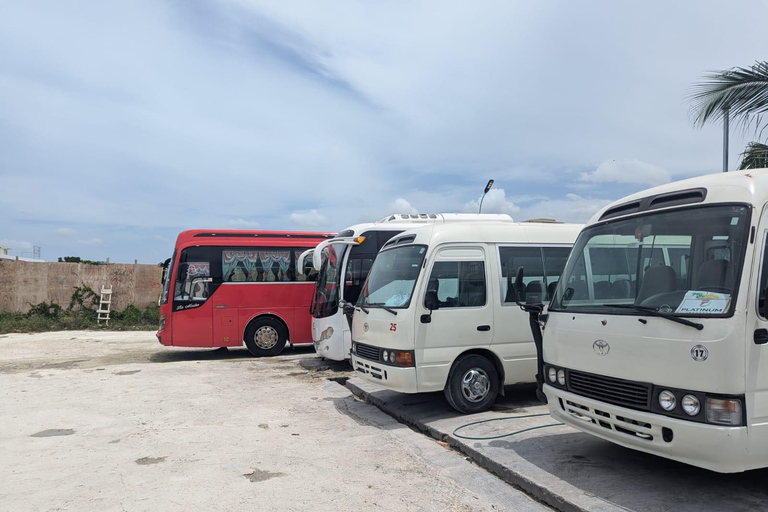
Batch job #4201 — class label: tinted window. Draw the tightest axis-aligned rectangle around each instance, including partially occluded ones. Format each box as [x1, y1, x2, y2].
[426, 261, 486, 308]
[499, 246, 570, 302]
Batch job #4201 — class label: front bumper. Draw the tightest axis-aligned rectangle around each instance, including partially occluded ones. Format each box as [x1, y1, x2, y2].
[351, 353, 418, 393]
[546, 385, 750, 473]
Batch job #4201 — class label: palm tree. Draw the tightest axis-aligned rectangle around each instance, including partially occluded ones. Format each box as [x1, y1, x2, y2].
[738, 142, 768, 170]
[690, 61, 768, 169]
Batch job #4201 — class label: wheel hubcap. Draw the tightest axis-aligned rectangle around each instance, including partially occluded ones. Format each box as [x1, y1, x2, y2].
[461, 368, 490, 402]
[254, 326, 278, 350]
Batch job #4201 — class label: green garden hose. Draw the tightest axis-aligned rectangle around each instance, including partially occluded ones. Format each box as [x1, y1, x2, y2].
[452, 412, 563, 440]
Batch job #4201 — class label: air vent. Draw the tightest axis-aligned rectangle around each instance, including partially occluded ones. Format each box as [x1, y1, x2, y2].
[647, 188, 707, 209]
[599, 187, 707, 221]
[600, 201, 642, 221]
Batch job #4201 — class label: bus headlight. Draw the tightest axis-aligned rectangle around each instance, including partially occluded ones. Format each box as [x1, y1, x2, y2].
[548, 367, 557, 383]
[659, 390, 676, 411]
[706, 397, 743, 426]
[681, 394, 701, 416]
[158, 314, 166, 331]
[318, 327, 334, 341]
[557, 369, 566, 386]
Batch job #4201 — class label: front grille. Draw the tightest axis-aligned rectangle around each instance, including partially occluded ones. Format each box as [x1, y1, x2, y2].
[567, 370, 651, 411]
[355, 343, 380, 362]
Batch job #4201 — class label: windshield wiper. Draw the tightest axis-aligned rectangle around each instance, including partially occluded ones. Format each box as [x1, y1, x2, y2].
[603, 304, 703, 331]
[365, 303, 398, 316]
[355, 304, 370, 314]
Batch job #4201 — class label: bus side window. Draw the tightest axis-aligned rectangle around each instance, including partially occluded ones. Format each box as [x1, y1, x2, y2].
[426, 261, 486, 308]
[759, 233, 768, 318]
[499, 247, 544, 303]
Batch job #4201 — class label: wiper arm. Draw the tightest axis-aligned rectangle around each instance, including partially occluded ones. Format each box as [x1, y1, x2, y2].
[603, 304, 703, 331]
[366, 303, 398, 316]
[356, 304, 370, 314]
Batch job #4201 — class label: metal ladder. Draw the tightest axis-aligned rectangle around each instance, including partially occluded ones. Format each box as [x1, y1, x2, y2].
[97, 286, 112, 325]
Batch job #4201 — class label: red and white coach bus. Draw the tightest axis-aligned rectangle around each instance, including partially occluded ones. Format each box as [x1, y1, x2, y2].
[157, 229, 335, 356]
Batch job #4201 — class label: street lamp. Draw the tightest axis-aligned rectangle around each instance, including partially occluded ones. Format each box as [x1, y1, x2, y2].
[478, 179, 494, 213]
[723, 106, 729, 173]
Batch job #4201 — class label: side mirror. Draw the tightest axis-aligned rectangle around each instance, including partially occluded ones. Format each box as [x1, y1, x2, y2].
[425, 290, 440, 311]
[341, 300, 355, 317]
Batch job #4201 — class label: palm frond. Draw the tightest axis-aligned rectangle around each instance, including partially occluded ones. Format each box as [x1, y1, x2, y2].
[689, 61, 768, 134]
[738, 141, 768, 170]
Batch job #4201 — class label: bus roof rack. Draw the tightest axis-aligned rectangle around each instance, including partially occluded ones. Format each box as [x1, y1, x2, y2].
[379, 213, 514, 223]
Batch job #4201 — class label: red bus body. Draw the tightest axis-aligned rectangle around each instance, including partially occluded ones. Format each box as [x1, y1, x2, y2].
[157, 229, 335, 353]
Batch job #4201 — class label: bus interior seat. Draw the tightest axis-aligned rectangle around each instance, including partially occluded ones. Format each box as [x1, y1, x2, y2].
[525, 280, 545, 303]
[547, 280, 558, 301]
[593, 281, 612, 299]
[637, 266, 677, 303]
[696, 259, 732, 291]
[609, 279, 631, 299]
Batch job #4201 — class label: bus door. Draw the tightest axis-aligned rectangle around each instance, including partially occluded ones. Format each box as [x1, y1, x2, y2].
[172, 260, 214, 347]
[417, 246, 493, 381]
[749, 216, 768, 452]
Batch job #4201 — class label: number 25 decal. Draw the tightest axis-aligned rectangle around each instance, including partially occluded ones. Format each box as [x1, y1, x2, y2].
[389, 323, 397, 332]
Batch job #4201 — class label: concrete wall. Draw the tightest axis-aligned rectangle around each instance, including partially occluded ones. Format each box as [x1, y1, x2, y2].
[0, 260, 163, 313]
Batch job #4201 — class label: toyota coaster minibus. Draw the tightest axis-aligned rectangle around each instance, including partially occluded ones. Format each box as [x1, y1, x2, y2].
[349, 219, 582, 413]
[518, 169, 768, 473]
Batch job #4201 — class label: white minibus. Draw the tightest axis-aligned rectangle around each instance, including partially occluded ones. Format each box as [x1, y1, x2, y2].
[517, 169, 768, 473]
[309, 214, 513, 361]
[349, 220, 582, 413]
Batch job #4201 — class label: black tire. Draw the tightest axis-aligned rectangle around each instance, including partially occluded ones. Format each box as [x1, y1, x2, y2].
[244, 318, 287, 357]
[444, 354, 499, 414]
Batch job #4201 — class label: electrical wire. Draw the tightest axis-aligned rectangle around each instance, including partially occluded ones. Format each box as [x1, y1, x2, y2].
[452, 412, 563, 440]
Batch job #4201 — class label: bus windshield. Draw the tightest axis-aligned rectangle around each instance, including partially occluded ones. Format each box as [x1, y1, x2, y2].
[550, 204, 750, 317]
[360, 245, 427, 308]
[312, 244, 348, 318]
[160, 252, 175, 305]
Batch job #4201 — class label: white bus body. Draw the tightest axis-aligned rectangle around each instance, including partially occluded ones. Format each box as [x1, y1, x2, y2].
[310, 214, 514, 361]
[350, 220, 582, 413]
[534, 169, 768, 473]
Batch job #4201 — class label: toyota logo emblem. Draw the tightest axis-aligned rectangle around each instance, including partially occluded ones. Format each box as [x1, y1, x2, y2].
[363, 323, 369, 332]
[593, 339, 610, 356]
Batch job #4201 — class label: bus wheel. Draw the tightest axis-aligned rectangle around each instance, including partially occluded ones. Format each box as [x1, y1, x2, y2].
[444, 354, 499, 414]
[245, 319, 287, 357]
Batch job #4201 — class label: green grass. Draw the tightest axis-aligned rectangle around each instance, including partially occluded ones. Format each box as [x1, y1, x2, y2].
[0, 286, 160, 334]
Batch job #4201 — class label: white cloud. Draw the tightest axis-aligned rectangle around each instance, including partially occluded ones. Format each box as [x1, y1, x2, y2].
[76, 238, 103, 246]
[463, 188, 520, 216]
[289, 209, 329, 227]
[580, 159, 671, 186]
[227, 218, 261, 228]
[387, 198, 417, 215]
[517, 193, 613, 224]
[0, 239, 33, 252]
[55, 228, 76, 237]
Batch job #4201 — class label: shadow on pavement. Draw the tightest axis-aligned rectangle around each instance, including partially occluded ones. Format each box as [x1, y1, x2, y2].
[150, 347, 254, 363]
[506, 432, 768, 512]
[149, 344, 318, 363]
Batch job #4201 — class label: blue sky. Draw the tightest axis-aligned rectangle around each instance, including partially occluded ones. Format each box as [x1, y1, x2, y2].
[1, 0, 766, 263]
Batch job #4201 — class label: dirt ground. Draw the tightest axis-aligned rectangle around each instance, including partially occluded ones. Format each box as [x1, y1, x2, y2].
[0, 331, 546, 512]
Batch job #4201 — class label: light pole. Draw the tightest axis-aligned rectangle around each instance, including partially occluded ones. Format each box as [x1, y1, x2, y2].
[478, 179, 494, 213]
[723, 106, 730, 173]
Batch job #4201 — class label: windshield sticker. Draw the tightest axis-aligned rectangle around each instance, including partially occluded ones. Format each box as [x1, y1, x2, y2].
[675, 291, 731, 315]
